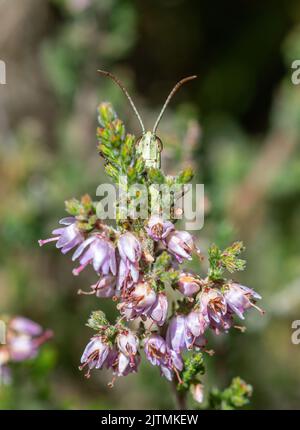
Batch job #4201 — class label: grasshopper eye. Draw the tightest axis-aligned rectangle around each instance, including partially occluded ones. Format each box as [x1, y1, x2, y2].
[155, 136, 163, 152]
[136, 136, 142, 145]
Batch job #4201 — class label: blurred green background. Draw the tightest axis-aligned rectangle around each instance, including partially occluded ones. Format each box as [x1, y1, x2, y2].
[1, 0, 300, 409]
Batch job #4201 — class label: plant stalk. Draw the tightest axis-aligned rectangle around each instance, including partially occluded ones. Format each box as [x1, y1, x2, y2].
[172, 381, 187, 410]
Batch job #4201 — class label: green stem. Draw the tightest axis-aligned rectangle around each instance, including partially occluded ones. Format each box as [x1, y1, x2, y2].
[172, 381, 187, 410]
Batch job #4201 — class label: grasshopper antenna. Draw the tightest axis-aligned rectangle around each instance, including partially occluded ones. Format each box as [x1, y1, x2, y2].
[97, 69, 145, 134]
[152, 75, 197, 135]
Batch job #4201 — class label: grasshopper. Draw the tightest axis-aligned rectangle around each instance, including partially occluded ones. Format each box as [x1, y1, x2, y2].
[98, 70, 197, 169]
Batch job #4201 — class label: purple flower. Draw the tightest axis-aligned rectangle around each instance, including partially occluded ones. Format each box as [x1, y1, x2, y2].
[116, 330, 139, 358]
[117, 233, 142, 289]
[149, 292, 168, 326]
[9, 336, 39, 361]
[144, 334, 183, 382]
[209, 312, 233, 335]
[160, 348, 183, 382]
[119, 286, 168, 326]
[118, 282, 157, 321]
[72, 235, 116, 276]
[166, 315, 187, 352]
[10, 317, 43, 336]
[165, 230, 195, 262]
[186, 310, 209, 340]
[177, 273, 201, 297]
[116, 352, 140, 376]
[91, 275, 117, 298]
[80, 336, 110, 377]
[166, 314, 207, 353]
[104, 331, 140, 382]
[199, 288, 227, 325]
[223, 282, 263, 319]
[146, 215, 174, 241]
[7, 318, 52, 362]
[106, 348, 140, 380]
[114, 330, 140, 376]
[80, 329, 140, 383]
[118, 232, 142, 263]
[117, 258, 139, 290]
[39, 217, 83, 254]
[144, 334, 167, 367]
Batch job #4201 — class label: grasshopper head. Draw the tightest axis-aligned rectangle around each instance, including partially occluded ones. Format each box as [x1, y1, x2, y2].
[136, 131, 163, 169]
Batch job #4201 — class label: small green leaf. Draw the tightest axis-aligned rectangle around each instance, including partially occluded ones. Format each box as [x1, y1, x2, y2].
[208, 242, 246, 281]
[65, 198, 81, 215]
[86, 311, 109, 331]
[178, 352, 205, 391]
[208, 377, 252, 410]
[97, 102, 117, 126]
[176, 167, 194, 184]
[147, 168, 165, 184]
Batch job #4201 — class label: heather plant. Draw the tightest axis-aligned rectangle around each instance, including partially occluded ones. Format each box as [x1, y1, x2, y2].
[39, 73, 263, 409]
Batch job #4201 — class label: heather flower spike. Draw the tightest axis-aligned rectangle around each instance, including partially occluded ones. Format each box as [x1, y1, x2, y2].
[39, 72, 263, 408]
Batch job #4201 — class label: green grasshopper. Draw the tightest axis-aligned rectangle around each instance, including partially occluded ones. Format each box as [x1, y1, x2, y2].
[98, 70, 197, 169]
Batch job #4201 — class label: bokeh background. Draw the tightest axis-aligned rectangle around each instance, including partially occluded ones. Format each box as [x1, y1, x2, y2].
[1, 0, 300, 409]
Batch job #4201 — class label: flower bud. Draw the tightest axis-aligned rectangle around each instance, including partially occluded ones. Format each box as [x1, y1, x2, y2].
[177, 273, 201, 297]
[191, 383, 204, 404]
